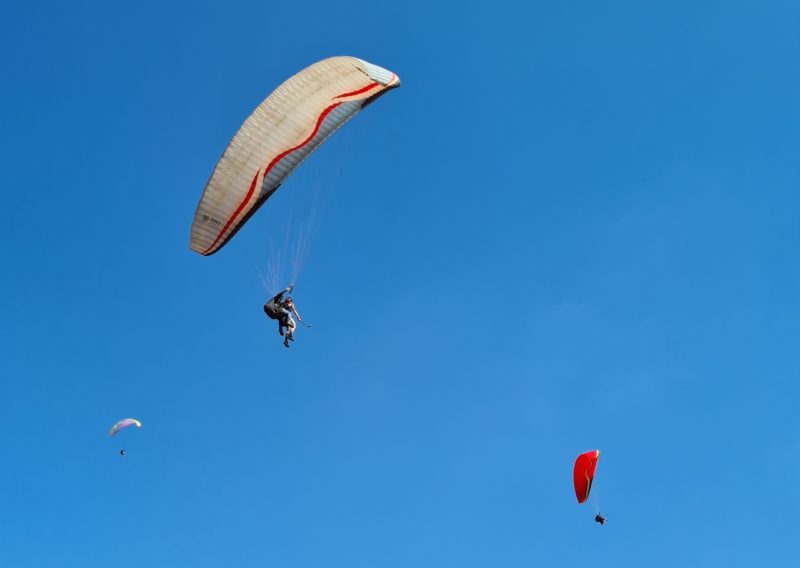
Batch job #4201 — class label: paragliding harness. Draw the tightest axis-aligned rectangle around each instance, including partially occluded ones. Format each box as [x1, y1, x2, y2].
[595, 514, 607, 526]
[264, 294, 291, 332]
[263, 296, 284, 321]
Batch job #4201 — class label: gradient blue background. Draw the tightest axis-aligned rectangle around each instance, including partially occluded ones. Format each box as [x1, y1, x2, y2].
[2, 1, 798, 566]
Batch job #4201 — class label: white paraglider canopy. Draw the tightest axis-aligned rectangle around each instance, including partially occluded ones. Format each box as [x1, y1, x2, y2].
[190, 56, 400, 256]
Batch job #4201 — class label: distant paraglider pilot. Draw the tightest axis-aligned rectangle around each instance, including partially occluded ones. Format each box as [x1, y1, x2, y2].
[595, 514, 606, 526]
[264, 285, 308, 348]
[119, 449, 126, 456]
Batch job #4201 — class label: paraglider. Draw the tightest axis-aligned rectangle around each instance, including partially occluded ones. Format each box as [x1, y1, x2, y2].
[109, 418, 141, 456]
[263, 285, 309, 348]
[190, 56, 400, 256]
[574, 449, 605, 525]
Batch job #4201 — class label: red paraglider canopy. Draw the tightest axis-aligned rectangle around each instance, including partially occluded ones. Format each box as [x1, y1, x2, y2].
[573, 450, 600, 504]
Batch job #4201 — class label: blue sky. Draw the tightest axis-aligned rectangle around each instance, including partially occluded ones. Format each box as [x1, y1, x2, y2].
[1, 1, 798, 566]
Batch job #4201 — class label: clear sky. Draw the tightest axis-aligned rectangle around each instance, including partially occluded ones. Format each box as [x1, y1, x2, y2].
[1, 1, 798, 566]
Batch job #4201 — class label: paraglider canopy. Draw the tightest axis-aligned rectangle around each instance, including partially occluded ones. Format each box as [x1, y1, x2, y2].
[108, 418, 141, 437]
[190, 56, 400, 256]
[573, 450, 600, 504]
